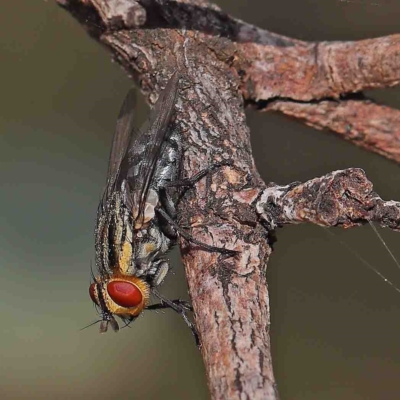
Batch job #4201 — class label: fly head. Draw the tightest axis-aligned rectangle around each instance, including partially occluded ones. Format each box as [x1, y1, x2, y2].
[89, 274, 150, 333]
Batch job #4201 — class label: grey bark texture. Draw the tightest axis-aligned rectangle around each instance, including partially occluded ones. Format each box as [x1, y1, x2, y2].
[57, 1, 400, 399]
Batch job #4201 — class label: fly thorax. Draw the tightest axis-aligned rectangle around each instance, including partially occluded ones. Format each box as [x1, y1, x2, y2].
[153, 137, 180, 189]
[132, 224, 170, 270]
[116, 241, 133, 275]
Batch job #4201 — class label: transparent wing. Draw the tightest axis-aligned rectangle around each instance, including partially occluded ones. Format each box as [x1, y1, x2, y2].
[102, 88, 138, 205]
[121, 72, 180, 225]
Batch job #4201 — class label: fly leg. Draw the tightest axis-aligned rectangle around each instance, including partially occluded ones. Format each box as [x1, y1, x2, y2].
[166, 160, 233, 190]
[157, 188, 179, 239]
[156, 207, 238, 256]
[151, 288, 199, 346]
[146, 299, 193, 312]
[158, 160, 238, 255]
[164, 159, 235, 224]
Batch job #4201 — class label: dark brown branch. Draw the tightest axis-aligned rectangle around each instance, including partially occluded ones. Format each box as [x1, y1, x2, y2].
[57, 1, 278, 398]
[58, 0, 400, 164]
[265, 99, 400, 164]
[257, 168, 400, 231]
[56, 0, 400, 399]
[238, 34, 400, 102]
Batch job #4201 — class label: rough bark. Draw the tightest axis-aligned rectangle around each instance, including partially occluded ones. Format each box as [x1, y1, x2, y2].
[56, 1, 400, 399]
[266, 100, 400, 163]
[61, 0, 400, 165]
[257, 168, 400, 231]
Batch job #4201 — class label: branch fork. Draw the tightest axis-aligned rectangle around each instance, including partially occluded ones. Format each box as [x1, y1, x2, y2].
[57, 1, 400, 398]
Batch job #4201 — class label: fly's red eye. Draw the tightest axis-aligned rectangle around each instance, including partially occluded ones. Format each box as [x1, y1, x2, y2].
[89, 283, 99, 306]
[107, 281, 143, 308]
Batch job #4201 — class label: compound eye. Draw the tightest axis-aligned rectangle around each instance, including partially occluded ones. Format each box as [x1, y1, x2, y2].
[89, 283, 99, 306]
[107, 281, 143, 308]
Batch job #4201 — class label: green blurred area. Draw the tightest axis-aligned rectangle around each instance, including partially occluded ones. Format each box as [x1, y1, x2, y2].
[0, 1, 400, 399]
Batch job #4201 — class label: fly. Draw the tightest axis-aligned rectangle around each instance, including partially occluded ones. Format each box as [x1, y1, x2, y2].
[88, 72, 236, 337]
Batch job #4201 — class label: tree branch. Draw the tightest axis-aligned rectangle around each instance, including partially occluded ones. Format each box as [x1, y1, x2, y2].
[57, 0, 400, 399]
[90, 0, 146, 28]
[58, 0, 400, 164]
[266, 100, 400, 163]
[238, 34, 400, 102]
[257, 168, 400, 231]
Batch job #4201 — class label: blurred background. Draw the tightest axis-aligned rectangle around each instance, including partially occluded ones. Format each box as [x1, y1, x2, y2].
[0, 1, 400, 399]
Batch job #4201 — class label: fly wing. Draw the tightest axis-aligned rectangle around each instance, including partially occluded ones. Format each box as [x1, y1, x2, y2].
[95, 89, 138, 276]
[121, 72, 180, 225]
[102, 88, 138, 205]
